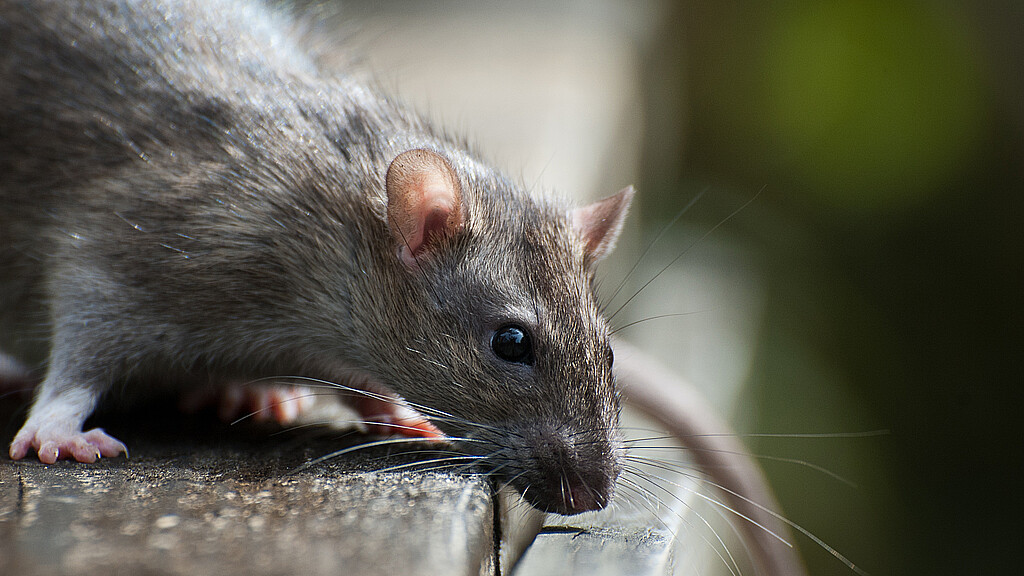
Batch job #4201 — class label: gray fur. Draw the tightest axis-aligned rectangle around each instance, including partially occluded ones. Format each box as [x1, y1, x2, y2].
[0, 0, 624, 513]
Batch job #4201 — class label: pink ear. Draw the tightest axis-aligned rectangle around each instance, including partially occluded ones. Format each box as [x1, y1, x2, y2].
[386, 149, 464, 269]
[571, 186, 635, 263]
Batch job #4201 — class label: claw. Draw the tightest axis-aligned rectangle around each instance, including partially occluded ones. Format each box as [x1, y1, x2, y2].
[10, 425, 127, 463]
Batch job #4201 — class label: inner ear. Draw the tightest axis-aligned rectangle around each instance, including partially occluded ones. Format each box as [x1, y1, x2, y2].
[386, 149, 464, 268]
[571, 186, 635, 264]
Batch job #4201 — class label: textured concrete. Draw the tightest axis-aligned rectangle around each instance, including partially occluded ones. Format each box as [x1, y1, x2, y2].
[0, 403, 499, 576]
[512, 527, 675, 576]
[0, 401, 733, 576]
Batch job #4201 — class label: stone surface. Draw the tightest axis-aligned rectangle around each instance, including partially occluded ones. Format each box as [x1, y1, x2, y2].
[512, 527, 675, 576]
[0, 402, 499, 576]
[0, 401, 740, 576]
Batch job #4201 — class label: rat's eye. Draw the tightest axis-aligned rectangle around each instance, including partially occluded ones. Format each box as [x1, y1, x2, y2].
[491, 325, 533, 365]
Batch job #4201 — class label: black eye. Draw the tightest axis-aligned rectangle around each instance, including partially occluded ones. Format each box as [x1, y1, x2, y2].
[491, 325, 533, 365]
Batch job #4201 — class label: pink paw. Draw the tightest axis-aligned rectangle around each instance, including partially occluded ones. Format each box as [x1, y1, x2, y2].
[349, 396, 444, 440]
[9, 426, 128, 464]
[180, 383, 317, 425]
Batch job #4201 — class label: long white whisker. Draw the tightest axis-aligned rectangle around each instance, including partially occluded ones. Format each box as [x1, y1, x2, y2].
[626, 448, 857, 489]
[620, 468, 743, 576]
[618, 428, 890, 440]
[374, 455, 484, 474]
[293, 436, 466, 474]
[624, 458, 791, 547]
[241, 375, 456, 421]
[691, 471, 870, 575]
[604, 185, 710, 309]
[610, 310, 712, 336]
[629, 456, 868, 575]
[609, 185, 766, 322]
[614, 479, 675, 534]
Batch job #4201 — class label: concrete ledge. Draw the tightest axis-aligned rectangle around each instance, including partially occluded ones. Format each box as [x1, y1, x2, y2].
[513, 527, 675, 576]
[0, 404, 497, 576]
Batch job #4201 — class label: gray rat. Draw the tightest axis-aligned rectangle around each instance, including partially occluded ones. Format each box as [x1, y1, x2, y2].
[1, 0, 809, 573]
[1, 0, 630, 516]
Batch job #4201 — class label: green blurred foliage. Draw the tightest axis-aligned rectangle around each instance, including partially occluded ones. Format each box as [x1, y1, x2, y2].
[639, 1, 1022, 575]
[763, 1, 988, 212]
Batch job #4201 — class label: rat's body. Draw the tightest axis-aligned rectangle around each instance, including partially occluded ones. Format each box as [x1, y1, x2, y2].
[2, 0, 628, 514]
[1, 1, 806, 573]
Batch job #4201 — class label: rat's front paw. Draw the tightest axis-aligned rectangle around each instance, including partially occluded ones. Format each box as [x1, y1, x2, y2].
[349, 396, 444, 439]
[9, 425, 128, 464]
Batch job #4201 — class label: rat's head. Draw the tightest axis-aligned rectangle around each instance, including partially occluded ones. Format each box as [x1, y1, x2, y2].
[370, 148, 633, 515]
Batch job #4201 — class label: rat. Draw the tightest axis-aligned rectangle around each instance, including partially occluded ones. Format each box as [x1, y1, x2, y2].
[1, 1, 807, 573]
[1, 0, 630, 516]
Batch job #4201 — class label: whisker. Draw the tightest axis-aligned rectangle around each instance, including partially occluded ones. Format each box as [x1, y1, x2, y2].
[610, 310, 712, 336]
[617, 475, 742, 576]
[269, 421, 363, 436]
[604, 185, 709, 308]
[624, 459, 791, 547]
[614, 479, 674, 531]
[292, 435, 473, 474]
[628, 449, 857, 489]
[217, 390, 451, 440]
[622, 467, 745, 576]
[609, 185, 766, 322]
[631, 457, 869, 576]
[240, 375, 455, 420]
[239, 375, 520, 438]
[0, 387, 35, 401]
[374, 455, 483, 474]
[618, 428, 890, 441]
[708, 477, 869, 576]
[225, 390, 331, 426]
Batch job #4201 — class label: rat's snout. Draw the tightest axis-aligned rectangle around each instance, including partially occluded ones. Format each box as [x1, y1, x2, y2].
[558, 473, 609, 515]
[507, 423, 619, 516]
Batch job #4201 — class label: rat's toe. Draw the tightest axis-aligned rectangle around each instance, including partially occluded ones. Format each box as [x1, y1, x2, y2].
[265, 387, 315, 424]
[10, 425, 126, 463]
[82, 428, 129, 458]
[9, 431, 34, 460]
[349, 396, 444, 439]
[36, 440, 69, 464]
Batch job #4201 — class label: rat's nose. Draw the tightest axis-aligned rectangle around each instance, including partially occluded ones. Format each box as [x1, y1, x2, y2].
[558, 476, 609, 514]
[515, 424, 617, 515]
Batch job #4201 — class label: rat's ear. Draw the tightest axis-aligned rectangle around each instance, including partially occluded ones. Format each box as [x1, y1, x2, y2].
[386, 149, 464, 269]
[571, 185, 635, 264]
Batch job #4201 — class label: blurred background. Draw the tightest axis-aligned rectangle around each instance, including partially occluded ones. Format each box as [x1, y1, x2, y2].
[640, 2, 1022, 575]
[338, 1, 1022, 574]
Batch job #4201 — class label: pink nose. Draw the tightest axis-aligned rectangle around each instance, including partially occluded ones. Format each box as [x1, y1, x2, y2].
[560, 478, 608, 514]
